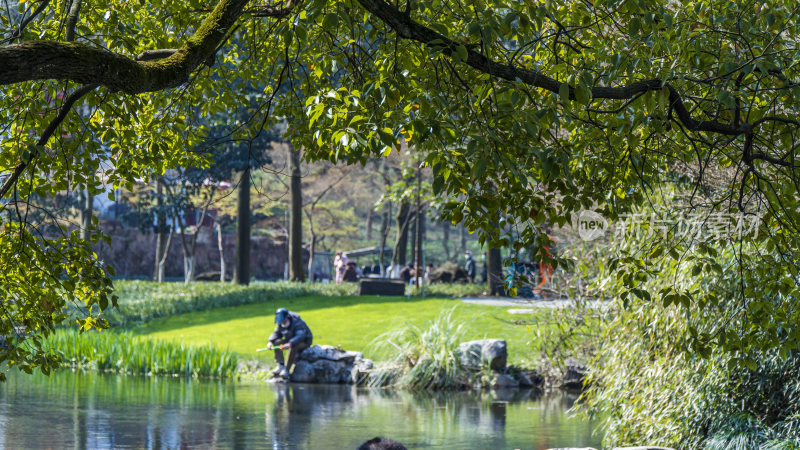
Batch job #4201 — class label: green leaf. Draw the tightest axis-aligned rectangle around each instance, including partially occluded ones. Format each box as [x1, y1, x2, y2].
[322, 13, 339, 30]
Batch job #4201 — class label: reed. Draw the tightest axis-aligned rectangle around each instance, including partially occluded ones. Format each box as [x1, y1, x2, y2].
[45, 329, 238, 378]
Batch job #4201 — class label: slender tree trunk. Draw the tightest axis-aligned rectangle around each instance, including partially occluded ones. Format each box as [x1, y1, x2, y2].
[442, 221, 451, 261]
[393, 202, 410, 267]
[289, 146, 305, 281]
[234, 167, 251, 285]
[415, 207, 424, 287]
[79, 187, 93, 242]
[488, 247, 503, 296]
[153, 177, 167, 281]
[183, 189, 214, 284]
[409, 210, 417, 265]
[460, 222, 467, 255]
[156, 216, 174, 283]
[378, 202, 391, 277]
[307, 232, 316, 282]
[216, 219, 225, 282]
[366, 208, 374, 240]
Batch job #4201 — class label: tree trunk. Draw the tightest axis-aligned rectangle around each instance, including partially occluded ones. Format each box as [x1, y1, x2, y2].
[378, 202, 391, 276]
[442, 221, 451, 261]
[234, 167, 251, 285]
[460, 222, 467, 255]
[366, 208, 374, 240]
[409, 210, 417, 265]
[488, 246, 503, 296]
[153, 177, 167, 281]
[289, 146, 305, 281]
[79, 187, 93, 242]
[216, 220, 225, 282]
[156, 216, 174, 283]
[393, 202, 410, 267]
[415, 207, 424, 287]
[307, 232, 316, 282]
[184, 190, 214, 284]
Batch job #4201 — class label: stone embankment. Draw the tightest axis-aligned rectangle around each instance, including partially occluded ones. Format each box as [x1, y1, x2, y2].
[243, 338, 587, 391]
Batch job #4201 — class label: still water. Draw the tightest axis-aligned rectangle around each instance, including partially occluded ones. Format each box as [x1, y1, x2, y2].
[0, 370, 599, 449]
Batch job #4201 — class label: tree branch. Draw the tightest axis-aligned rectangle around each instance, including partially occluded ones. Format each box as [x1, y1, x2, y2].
[0, 0, 250, 93]
[356, 0, 746, 136]
[2, 0, 51, 44]
[0, 83, 98, 199]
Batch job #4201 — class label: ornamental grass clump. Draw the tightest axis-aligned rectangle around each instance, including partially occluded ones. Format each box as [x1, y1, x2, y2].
[45, 328, 237, 378]
[369, 307, 472, 390]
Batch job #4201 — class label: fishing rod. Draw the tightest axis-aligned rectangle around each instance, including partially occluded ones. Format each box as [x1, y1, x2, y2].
[255, 346, 282, 352]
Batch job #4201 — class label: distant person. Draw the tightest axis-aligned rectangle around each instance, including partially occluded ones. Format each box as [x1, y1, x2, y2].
[343, 262, 359, 282]
[357, 437, 407, 450]
[398, 263, 414, 283]
[334, 251, 349, 284]
[424, 263, 434, 283]
[372, 263, 382, 276]
[268, 308, 313, 379]
[363, 265, 372, 276]
[464, 251, 476, 283]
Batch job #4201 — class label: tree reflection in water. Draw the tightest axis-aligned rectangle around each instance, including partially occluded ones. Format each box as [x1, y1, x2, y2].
[0, 370, 598, 449]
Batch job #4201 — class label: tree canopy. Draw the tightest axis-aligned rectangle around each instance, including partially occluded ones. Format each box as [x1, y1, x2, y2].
[1, 0, 799, 376]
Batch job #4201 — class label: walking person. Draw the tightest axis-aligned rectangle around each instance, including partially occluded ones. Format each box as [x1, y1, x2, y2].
[268, 308, 313, 379]
[464, 250, 476, 283]
[334, 251, 348, 284]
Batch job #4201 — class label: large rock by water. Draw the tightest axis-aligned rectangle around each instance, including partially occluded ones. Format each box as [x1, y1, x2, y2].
[560, 358, 588, 391]
[288, 345, 374, 384]
[458, 339, 508, 371]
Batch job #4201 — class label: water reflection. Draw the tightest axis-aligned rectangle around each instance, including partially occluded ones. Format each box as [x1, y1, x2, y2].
[0, 370, 598, 449]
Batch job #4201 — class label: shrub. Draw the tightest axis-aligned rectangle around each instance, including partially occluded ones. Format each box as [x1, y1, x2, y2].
[80, 280, 357, 325]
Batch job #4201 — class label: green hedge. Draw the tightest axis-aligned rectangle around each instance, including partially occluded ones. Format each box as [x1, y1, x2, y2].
[99, 280, 357, 325]
[82, 280, 487, 326]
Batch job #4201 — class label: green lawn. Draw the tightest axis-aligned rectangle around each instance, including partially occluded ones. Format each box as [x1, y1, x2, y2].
[129, 295, 554, 366]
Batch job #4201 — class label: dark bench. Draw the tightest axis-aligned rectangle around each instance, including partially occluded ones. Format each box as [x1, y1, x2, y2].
[358, 278, 406, 296]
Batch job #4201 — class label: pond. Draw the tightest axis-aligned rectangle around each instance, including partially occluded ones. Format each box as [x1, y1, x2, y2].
[0, 370, 600, 449]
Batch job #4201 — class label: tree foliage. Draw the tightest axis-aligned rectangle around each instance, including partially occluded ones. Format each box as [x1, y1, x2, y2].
[0, 0, 799, 401]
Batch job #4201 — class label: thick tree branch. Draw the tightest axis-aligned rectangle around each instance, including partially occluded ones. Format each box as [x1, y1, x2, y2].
[356, 0, 745, 137]
[0, 0, 250, 93]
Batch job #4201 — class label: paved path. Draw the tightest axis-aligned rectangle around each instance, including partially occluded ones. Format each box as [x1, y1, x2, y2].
[461, 296, 603, 311]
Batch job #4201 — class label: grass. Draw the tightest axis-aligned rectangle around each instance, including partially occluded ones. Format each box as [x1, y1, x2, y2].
[128, 294, 555, 366]
[369, 307, 472, 389]
[45, 328, 238, 378]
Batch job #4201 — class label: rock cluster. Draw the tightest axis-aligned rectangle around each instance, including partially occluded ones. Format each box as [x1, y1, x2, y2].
[288, 345, 374, 384]
[457, 339, 545, 390]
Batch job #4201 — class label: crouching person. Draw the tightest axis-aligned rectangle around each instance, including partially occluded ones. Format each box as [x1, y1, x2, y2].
[268, 308, 313, 379]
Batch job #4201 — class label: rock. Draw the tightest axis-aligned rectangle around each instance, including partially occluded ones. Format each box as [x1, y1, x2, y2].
[547, 448, 597, 450]
[351, 357, 374, 385]
[560, 358, 588, 391]
[458, 339, 508, 371]
[298, 345, 362, 363]
[517, 370, 544, 389]
[490, 372, 519, 388]
[612, 447, 675, 450]
[429, 261, 470, 283]
[286, 345, 374, 384]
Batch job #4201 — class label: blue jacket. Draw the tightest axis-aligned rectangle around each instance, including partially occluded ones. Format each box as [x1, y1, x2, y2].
[268, 311, 313, 346]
